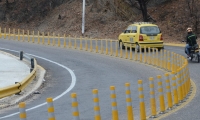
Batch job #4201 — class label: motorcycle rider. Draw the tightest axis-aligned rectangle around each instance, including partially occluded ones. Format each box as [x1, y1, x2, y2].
[185, 27, 197, 58]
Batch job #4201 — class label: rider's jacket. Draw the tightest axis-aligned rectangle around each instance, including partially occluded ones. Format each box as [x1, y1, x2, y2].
[186, 32, 197, 46]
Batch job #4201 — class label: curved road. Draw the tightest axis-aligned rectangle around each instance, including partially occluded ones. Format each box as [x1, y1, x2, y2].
[0, 39, 199, 120]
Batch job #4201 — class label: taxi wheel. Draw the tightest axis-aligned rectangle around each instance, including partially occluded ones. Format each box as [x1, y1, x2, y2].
[120, 41, 125, 49]
[136, 44, 140, 52]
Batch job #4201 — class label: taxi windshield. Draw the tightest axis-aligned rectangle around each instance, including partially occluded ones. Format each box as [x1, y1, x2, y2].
[140, 26, 160, 34]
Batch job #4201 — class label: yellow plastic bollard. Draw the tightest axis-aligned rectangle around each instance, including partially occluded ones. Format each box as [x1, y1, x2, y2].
[8, 28, 10, 40]
[180, 67, 186, 99]
[157, 75, 165, 114]
[139, 47, 142, 62]
[74, 36, 77, 49]
[115, 41, 118, 57]
[52, 33, 55, 46]
[125, 44, 128, 59]
[147, 47, 151, 64]
[171, 71, 179, 105]
[46, 97, 56, 120]
[18, 29, 20, 41]
[120, 42, 123, 58]
[110, 40, 113, 56]
[58, 34, 60, 47]
[106, 40, 108, 55]
[144, 46, 146, 63]
[149, 77, 157, 118]
[110, 86, 119, 120]
[22, 29, 24, 41]
[156, 49, 159, 66]
[130, 46, 133, 60]
[32, 31, 34, 43]
[134, 47, 138, 61]
[4, 28, 6, 39]
[80, 36, 83, 50]
[42, 32, 45, 45]
[138, 80, 146, 120]
[71, 93, 80, 120]
[101, 40, 104, 54]
[63, 34, 66, 48]
[167, 51, 171, 71]
[177, 68, 183, 102]
[37, 31, 40, 44]
[125, 83, 134, 120]
[85, 38, 88, 51]
[96, 39, 98, 53]
[90, 38, 93, 52]
[27, 30, 30, 42]
[48, 32, 50, 45]
[165, 73, 173, 109]
[69, 35, 72, 48]
[19, 102, 27, 120]
[93, 89, 101, 120]
[13, 28, 16, 40]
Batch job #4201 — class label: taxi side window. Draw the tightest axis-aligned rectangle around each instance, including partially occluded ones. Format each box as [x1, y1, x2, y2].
[131, 26, 137, 33]
[125, 26, 132, 33]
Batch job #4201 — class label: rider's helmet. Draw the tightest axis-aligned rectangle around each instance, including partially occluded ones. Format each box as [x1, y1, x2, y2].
[187, 27, 192, 33]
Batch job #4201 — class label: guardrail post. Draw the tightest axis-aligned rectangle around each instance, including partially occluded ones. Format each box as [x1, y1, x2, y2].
[165, 73, 173, 109]
[171, 71, 179, 106]
[149, 77, 156, 118]
[93, 89, 101, 120]
[110, 86, 119, 120]
[19, 102, 27, 120]
[46, 97, 56, 120]
[20, 51, 23, 60]
[157, 75, 165, 114]
[125, 83, 134, 120]
[71, 93, 80, 120]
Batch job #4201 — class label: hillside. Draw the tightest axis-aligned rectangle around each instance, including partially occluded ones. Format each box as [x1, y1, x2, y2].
[0, 0, 199, 44]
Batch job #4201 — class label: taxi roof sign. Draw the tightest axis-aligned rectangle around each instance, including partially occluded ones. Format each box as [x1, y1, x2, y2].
[134, 22, 152, 24]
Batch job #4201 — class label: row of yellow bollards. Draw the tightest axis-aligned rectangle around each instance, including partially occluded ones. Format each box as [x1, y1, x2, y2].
[0, 27, 191, 120]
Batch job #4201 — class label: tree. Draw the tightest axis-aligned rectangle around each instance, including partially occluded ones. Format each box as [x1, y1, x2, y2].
[125, 0, 150, 22]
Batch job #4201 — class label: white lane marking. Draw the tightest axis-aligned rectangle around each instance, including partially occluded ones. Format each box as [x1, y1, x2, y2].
[0, 48, 76, 119]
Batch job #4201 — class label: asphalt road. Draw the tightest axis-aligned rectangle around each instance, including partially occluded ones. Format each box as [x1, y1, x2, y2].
[0, 39, 199, 120]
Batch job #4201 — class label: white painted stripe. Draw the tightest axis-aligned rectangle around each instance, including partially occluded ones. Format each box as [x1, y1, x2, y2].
[0, 47, 76, 119]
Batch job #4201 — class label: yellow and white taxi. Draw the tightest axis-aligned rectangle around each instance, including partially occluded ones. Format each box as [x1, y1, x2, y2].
[118, 22, 164, 51]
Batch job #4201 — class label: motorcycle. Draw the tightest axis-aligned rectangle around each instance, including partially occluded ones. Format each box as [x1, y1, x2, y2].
[186, 44, 200, 62]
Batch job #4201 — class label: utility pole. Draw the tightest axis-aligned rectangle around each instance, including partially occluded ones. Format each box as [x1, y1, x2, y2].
[82, 0, 85, 35]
